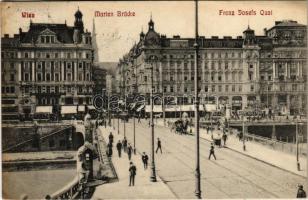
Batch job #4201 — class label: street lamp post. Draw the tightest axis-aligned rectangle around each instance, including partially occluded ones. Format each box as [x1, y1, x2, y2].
[242, 116, 246, 151]
[194, 0, 201, 198]
[296, 117, 300, 171]
[149, 55, 157, 182]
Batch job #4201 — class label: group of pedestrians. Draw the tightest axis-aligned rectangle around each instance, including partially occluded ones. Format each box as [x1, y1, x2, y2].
[115, 137, 134, 160]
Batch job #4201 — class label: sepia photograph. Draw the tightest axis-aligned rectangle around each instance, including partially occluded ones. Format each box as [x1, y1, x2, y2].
[1, 0, 307, 199]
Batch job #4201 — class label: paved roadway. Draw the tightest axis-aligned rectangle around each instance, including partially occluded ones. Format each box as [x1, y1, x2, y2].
[114, 119, 306, 199]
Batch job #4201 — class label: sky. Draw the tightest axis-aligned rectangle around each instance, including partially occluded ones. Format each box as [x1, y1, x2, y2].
[1, 1, 307, 62]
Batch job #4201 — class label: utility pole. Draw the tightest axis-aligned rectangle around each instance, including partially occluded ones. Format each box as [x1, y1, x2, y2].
[242, 116, 246, 151]
[296, 117, 300, 171]
[194, 0, 201, 198]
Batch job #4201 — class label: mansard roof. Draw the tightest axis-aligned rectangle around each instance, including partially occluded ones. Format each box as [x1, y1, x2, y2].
[20, 23, 75, 43]
[1, 36, 20, 48]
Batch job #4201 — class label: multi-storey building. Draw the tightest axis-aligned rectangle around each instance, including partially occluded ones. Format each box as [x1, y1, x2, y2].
[117, 19, 306, 115]
[1, 9, 95, 120]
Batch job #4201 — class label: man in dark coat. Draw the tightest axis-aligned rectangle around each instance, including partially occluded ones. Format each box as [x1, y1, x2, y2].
[116, 140, 122, 157]
[107, 142, 113, 157]
[129, 162, 137, 186]
[109, 132, 114, 145]
[141, 152, 149, 169]
[297, 185, 306, 198]
[222, 132, 228, 146]
[208, 143, 216, 160]
[122, 137, 128, 152]
[127, 144, 133, 160]
[155, 138, 162, 154]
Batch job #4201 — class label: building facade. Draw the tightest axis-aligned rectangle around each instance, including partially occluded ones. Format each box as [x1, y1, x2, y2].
[116, 19, 307, 115]
[1, 9, 95, 120]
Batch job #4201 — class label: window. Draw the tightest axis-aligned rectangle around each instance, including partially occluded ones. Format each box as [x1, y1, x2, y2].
[218, 75, 222, 81]
[86, 73, 90, 81]
[249, 73, 252, 81]
[86, 53, 90, 59]
[2, 87, 4, 93]
[211, 75, 214, 81]
[239, 73, 242, 81]
[46, 53, 50, 58]
[41, 36, 45, 43]
[239, 85, 242, 92]
[184, 76, 187, 81]
[55, 53, 58, 58]
[218, 85, 222, 92]
[170, 76, 173, 81]
[46, 73, 51, 81]
[79, 74, 82, 81]
[25, 52, 29, 58]
[191, 76, 194, 81]
[37, 52, 41, 58]
[10, 63, 14, 69]
[170, 86, 174, 93]
[10, 74, 15, 81]
[46, 36, 50, 43]
[67, 86, 71, 93]
[24, 73, 29, 81]
[67, 63, 71, 69]
[212, 85, 215, 92]
[6, 87, 10, 93]
[163, 86, 167, 93]
[249, 64, 253, 69]
[10, 86, 15, 93]
[184, 87, 188, 92]
[225, 85, 229, 92]
[250, 85, 254, 92]
[261, 76, 264, 80]
[232, 85, 235, 92]
[47, 86, 50, 93]
[225, 74, 229, 81]
[55, 73, 59, 81]
[204, 86, 208, 92]
[67, 53, 71, 59]
[268, 76, 272, 80]
[225, 63, 228, 70]
[51, 36, 54, 43]
[37, 73, 42, 81]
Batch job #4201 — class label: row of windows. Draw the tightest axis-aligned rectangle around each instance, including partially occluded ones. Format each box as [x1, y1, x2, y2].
[21, 51, 91, 59]
[22, 61, 91, 71]
[162, 52, 242, 60]
[2, 86, 15, 94]
[22, 86, 92, 94]
[23, 72, 91, 82]
[2, 74, 16, 82]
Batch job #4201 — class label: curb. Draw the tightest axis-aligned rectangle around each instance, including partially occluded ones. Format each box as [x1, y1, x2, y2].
[200, 135, 306, 179]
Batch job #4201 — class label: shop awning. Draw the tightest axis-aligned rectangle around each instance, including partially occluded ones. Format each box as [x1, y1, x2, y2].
[88, 105, 95, 110]
[136, 105, 145, 112]
[145, 105, 163, 112]
[78, 105, 85, 112]
[36, 106, 52, 114]
[61, 106, 77, 114]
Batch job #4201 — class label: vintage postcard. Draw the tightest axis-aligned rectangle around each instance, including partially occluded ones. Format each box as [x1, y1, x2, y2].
[1, 1, 307, 199]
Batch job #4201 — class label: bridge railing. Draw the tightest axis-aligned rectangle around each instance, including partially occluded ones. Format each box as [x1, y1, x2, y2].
[246, 133, 307, 156]
[50, 176, 80, 199]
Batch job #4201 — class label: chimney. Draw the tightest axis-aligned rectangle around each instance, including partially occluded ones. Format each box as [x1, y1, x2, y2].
[275, 21, 282, 25]
[263, 28, 267, 35]
[173, 35, 180, 39]
[4, 34, 9, 38]
[19, 28, 22, 34]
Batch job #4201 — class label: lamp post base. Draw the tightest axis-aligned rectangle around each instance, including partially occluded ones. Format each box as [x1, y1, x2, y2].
[297, 162, 301, 171]
[150, 165, 157, 182]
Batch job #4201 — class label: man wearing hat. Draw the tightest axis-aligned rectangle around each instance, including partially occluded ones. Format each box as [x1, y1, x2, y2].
[297, 185, 306, 198]
[129, 162, 137, 186]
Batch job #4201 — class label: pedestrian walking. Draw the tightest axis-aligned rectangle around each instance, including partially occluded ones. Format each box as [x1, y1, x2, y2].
[116, 140, 122, 157]
[107, 142, 113, 157]
[122, 137, 128, 152]
[206, 126, 210, 134]
[155, 138, 162, 154]
[222, 132, 228, 146]
[109, 132, 114, 144]
[141, 152, 149, 169]
[129, 161, 137, 186]
[297, 185, 306, 198]
[127, 144, 133, 160]
[208, 143, 216, 160]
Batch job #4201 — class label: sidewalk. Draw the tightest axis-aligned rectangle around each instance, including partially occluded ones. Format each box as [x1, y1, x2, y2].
[92, 126, 176, 199]
[156, 119, 307, 177]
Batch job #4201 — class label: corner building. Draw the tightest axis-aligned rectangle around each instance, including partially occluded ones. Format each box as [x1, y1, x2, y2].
[1, 9, 95, 120]
[117, 19, 306, 115]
